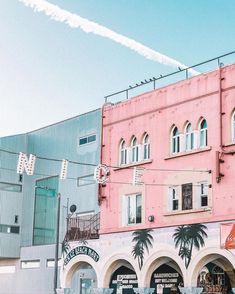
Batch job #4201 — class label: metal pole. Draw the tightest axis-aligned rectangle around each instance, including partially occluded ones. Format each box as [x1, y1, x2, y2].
[54, 193, 61, 294]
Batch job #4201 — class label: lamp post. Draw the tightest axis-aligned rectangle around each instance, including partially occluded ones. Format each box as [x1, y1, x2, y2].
[54, 192, 61, 294]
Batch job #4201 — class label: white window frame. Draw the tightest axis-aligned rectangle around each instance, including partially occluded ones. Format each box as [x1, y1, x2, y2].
[168, 186, 179, 211]
[79, 133, 97, 146]
[197, 181, 208, 208]
[143, 134, 150, 160]
[232, 111, 235, 142]
[0, 266, 15, 274]
[171, 127, 180, 154]
[119, 140, 127, 165]
[185, 123, 194, 151]
[122, 193, 142, 226]
[199, 119, 208, 148]
[21, 260, 40, 269]
[131, 137, 139, 163]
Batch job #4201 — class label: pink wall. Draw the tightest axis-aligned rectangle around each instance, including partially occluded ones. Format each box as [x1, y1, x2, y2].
[100, 64, 235, 234]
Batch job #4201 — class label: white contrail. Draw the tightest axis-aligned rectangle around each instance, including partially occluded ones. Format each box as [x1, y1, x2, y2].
[18, 0, 199, 75]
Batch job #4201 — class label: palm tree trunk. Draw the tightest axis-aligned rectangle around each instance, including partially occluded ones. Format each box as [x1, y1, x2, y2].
[186, 240, 193, 268]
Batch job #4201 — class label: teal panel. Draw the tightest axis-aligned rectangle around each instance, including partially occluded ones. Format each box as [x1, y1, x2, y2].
[33, 176, 58, 245]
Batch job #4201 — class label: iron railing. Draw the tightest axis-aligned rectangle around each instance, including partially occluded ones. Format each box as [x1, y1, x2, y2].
[104, 50, 235, 103]
[66, 212, 100, 241]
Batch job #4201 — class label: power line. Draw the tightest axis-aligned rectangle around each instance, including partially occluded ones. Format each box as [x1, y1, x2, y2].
[0, 166, 211, 188]
[0, 148, 210, 173]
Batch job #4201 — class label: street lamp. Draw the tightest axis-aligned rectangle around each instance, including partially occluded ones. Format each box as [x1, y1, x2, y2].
[54, 193, 61, 294]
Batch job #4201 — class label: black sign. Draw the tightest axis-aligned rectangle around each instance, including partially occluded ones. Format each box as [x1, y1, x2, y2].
[64, 246, 99, 266]
[150, 265, 183, 294]
[109, 266, 138, 294]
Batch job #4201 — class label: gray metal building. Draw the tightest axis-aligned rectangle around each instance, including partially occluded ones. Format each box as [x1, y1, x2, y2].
[0, 109, 101, 294]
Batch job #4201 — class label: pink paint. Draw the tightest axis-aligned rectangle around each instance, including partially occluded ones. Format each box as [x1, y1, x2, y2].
[100, 64, 235, 234]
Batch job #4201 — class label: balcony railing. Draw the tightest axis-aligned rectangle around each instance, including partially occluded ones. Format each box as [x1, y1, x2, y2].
[66, 213, 100, 241]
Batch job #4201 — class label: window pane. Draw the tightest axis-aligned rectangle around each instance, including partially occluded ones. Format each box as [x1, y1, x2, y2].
[21, 260, 40, 269]
[77, 174, 95, 186]
[136, 194, 142, 223]
[79, 137, 88, 145]
[0, 224, 20, 234]
[0, 182, 22, 192]
[10, 226, 20, 234]
[33, 176, 58, 245]
[88, 134, 96, 143]
[0, 266, 15, 274]
[182, 183, 193, 210]
[128, 196, 136, 224]
[127, 194, 142, 224]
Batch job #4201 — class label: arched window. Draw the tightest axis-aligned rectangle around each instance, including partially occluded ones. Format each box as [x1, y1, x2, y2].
[119, 139, 127, 165]
[185, 123, 194, 151]
[171, 127, 180, 154]
[131, 137, 139, 162]
[232, 111, 235, 142]
[143, 133, 150, 160]
[211, 265, 225, 286]
[199, 119, 208, 147]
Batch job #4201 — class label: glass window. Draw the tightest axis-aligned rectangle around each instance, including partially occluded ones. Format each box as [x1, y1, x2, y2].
[199, 119, 208, 147]
[0, 266, 15, 274]
[80, 278, 93, 294]
[185, 123, 194, 151]
[120, 140, 127, 165]
[169, 187, 179, 211]
[127, 194, 142, 225]
[88, 134, 96, 143]
[46, 259, 62, 268]
[172, 127, 180, 154]
[79, 134, 96, 146]
[198, 182, 208, 207]
[21, 260, 40, 269]
[0, 182, 22, 193]
[0, 224, 20, 234]
[232, 112, 235, 142]
[79, 137, 88, 145]
[131, 137, 139, 162]
[143, 134, 150, 160]
[77, 174, 95, 186]
[33, 176, 58, 245]
[182, 183, 193, 210]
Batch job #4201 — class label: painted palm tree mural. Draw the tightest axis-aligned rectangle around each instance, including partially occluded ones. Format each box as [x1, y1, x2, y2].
[173, 224, 208, 268]
[132, 229, 154, 270]
[62, 237, 70, 258]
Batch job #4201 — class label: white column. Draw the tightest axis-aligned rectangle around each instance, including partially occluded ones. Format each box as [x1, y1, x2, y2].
[91, 288, 114, 294]
[133, 288, 155, 294]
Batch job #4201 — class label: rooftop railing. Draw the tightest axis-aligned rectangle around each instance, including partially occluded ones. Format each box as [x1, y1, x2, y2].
[104, 50, 235, 104]
[66, 212, 100, 242]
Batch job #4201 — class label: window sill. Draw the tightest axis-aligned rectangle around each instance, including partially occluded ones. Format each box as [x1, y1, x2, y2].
[165, 146, 212, 160]
[114, 159, 153, 170]
[164, 207, 212, 216]
[222, 141, 235, 147]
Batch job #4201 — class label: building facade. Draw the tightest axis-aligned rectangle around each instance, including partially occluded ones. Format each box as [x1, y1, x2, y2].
[60, 64, 235, 294]
[0, 109, 101, 294]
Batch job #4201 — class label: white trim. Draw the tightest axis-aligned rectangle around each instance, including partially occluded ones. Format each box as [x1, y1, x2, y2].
[232, 111, 235, 142]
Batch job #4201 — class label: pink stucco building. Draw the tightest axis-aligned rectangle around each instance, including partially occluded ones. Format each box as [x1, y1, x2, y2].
[100, 64, 235, 234]
[61, 64, 235, 294]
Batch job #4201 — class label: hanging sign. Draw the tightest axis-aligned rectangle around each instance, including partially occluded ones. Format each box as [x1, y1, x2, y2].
[94, 164, 110, 184]
[63, 246, 100, 266]
[16, 152, 109, 183]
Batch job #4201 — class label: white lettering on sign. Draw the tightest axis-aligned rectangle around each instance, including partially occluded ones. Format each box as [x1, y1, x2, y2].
[132, 167, 144, 186]
[60, 159, 69, 180]
[17, 152, 36, 175]
[94, 164, 110, 184]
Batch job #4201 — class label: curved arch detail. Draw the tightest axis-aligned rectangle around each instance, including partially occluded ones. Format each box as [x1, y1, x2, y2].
[141, 248, 186, 287]
[188, 247, 235, 287]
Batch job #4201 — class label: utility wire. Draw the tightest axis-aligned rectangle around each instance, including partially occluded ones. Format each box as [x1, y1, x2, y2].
[0, 148, 210, 173]
[0, 166, 211, 188]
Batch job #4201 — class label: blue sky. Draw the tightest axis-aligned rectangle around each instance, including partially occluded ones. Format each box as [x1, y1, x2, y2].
[1, 0, 235, 136]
